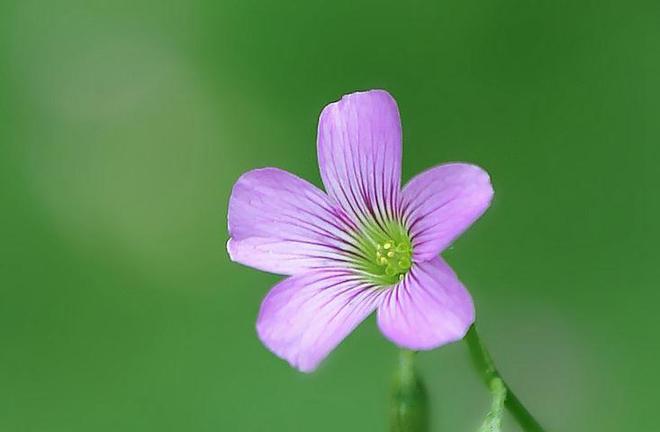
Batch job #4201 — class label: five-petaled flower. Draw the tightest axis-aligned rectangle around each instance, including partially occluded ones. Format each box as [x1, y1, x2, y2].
[227, 90, 494, 372]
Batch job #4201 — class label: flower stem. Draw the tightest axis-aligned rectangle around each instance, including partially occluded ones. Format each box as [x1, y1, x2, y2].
[390, 350, 429, 432]
[464, 325, 546, 432]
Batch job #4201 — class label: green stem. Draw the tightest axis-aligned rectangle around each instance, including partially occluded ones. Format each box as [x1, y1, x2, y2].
[390, 350, 429, 432]
[464, 325, 546, 432]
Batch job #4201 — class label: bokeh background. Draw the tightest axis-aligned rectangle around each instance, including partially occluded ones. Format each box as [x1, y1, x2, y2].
[1, 0, 659, 430]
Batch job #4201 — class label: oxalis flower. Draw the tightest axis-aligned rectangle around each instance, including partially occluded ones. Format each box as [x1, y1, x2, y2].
[227, 90, 493, 372]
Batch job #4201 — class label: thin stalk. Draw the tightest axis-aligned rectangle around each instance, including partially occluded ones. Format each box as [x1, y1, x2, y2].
[390, 350, 429, 432]
[464, 325, 546, 432]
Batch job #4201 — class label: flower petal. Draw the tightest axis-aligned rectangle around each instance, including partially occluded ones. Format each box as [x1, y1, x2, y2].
[317, 90, 402, 226]
[257, 270, 383, 372]
[401, 163, 493, 262]
[377, 257, 475, 350]
[228, 168, 359, 275]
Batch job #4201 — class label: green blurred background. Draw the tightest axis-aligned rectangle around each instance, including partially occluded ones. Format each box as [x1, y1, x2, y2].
[1, 0, 658, 430]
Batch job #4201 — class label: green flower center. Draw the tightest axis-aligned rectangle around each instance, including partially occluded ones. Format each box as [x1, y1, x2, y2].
[376, 240, 412, 278]
[351, 220, 413, 286]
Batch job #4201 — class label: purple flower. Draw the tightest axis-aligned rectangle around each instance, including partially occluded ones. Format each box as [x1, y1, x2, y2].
[227, 90, 494, 372]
